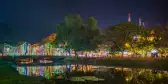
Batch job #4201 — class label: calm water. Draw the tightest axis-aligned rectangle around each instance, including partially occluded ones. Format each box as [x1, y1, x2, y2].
[15, 64, 168, 84]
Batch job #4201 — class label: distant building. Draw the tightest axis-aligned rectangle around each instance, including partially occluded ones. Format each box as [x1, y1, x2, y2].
[41, 33, 56, 44]
[128, 13, 131, 22]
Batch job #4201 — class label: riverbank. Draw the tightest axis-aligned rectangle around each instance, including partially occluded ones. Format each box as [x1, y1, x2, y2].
[68, 57, 168, 70]
[0, 61, 42, 84]
[1, 56, 168, 70]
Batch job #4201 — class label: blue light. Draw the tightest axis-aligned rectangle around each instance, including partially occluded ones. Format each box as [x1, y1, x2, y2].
[67, 64, 70, 68]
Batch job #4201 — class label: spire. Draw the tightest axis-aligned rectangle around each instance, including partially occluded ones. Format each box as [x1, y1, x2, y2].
[142, 22, 145, 27]
[139, 18, 142, 26]
[128, 13, 131, 22]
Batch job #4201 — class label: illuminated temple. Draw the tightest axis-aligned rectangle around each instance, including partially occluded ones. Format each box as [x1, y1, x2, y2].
[1, 33, 109, 57]
[3, 42, 75, 56]
[3, 42, 109, 57]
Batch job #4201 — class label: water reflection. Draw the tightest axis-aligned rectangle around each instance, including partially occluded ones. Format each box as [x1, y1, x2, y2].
[16, 65, 97, 79]
[16, 65, 168, 83]
[17, 65, 66, 79]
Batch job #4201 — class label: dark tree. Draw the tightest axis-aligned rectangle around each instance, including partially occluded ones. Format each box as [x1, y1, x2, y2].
[102, 22, 140, 53]
[55, 15, 101, 56]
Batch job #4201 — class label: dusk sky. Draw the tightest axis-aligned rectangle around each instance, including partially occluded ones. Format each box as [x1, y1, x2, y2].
[0, 0, 167, 43]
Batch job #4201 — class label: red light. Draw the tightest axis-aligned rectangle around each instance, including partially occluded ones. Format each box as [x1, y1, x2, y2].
[128, 13, 131, 17]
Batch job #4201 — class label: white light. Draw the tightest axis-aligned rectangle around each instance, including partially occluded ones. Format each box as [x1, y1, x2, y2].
[123, 51, 128, 54]
[151, 49, 157, 53]
[133, 36, 137, 39]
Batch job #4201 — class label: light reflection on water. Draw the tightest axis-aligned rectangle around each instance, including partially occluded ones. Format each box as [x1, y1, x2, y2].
[16, 65, 101, 79]
[16, 64, 168, 83]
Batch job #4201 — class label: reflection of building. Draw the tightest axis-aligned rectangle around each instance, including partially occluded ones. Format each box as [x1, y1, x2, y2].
[16, 65, 105, 79]
[71, 65, 94, 72]
[113, 67, 168, 82]
[17, 65, 66, 79]
[16, 64, 168, 82]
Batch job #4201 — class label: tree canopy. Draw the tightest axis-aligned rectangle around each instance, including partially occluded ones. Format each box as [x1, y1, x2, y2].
[54, 14, 168, 56]
[156, 24, 168, 48]
[41, 33, 56, 44]
[102, 22, 141, 51]
[55, 15, 101, 52]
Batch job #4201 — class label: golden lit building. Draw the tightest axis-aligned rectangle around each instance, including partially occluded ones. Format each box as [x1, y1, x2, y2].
[42, 33, 56, 44]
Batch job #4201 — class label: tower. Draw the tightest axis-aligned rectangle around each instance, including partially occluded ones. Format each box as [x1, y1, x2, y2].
[142, 22, 145, 27]
[128, 13, 131, 22]
[139, 18, 142, 26]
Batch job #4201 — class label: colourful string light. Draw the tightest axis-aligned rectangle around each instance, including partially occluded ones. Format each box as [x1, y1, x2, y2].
[3, 42, 109, 57]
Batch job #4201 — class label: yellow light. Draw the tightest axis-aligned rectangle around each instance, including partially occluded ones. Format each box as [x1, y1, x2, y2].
[147, 36, 154, 41]
[125, 43, 130, 47]
[137, 35, 141, 38]
[126, 78, 129, 81]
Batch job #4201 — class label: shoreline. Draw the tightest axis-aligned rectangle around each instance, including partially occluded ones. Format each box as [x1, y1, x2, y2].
[1, 56, 168, 70]
[68, 58, 168, 70]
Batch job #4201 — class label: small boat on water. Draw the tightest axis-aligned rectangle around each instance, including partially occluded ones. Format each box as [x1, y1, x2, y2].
[16, 58, 33, 64]
[39, 60, 53, 63]
[38, 58, 53, 64]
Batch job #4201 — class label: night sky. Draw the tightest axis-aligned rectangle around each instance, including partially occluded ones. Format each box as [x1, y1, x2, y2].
[0, 0, 167, 43]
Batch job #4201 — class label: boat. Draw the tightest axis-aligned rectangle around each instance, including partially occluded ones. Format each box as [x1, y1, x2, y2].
[39, 58, 53, 63]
